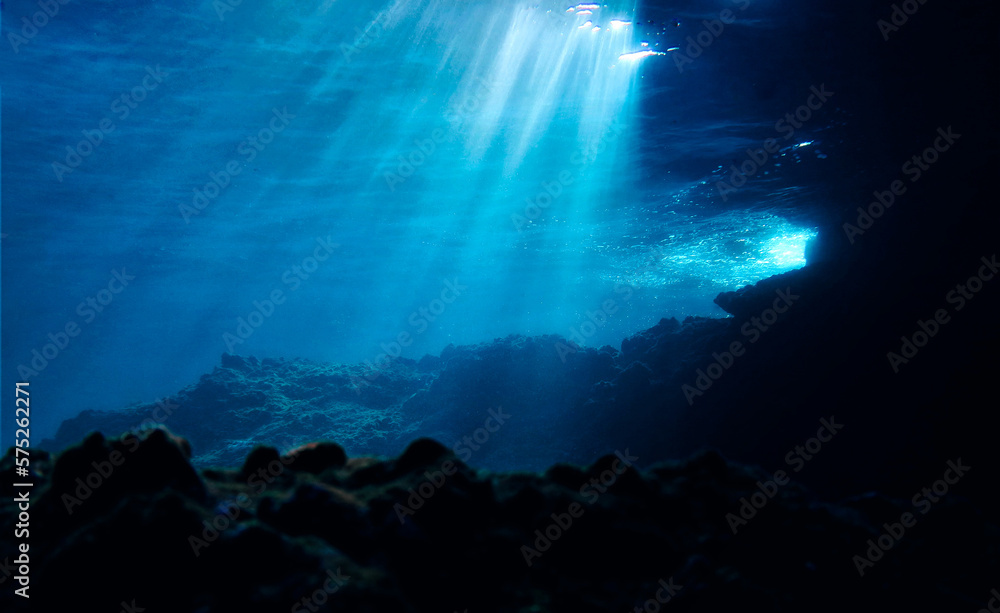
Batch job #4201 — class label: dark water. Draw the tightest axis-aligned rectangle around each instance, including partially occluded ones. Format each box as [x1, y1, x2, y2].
[2, 0, 887, 442]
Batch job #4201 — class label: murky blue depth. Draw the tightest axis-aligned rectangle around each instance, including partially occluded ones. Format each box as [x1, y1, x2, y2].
[2, 0, 828, 439]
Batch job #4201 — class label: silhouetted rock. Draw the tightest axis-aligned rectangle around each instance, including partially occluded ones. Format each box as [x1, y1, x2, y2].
[3, 429, 995, 612]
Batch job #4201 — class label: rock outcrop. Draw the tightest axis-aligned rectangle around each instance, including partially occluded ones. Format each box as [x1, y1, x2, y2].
[3, 428, 996, 612]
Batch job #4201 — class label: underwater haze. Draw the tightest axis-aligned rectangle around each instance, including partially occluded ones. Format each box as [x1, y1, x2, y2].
[1, 0, 848, 442]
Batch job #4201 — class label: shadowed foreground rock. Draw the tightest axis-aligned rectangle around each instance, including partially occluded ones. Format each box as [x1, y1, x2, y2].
[2, 428, 996, 612]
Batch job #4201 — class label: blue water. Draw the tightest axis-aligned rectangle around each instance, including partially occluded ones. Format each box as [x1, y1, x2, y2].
[1, 0, 841, 442]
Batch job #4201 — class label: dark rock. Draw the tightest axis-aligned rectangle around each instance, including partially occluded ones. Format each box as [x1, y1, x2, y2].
[394, 437, 450, 474]
[712, 268, 810, 319]
[220, 352, 259, 372]
[3, 430, 998, 611]
[241, 445, 282, 479]
[285, 441, 348, 473]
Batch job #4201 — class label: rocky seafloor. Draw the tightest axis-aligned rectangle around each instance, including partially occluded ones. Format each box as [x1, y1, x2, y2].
[39, 313, 734, 471]
[9, 240, 1000, 611]
[3, 427, 997, 612]
[9, 5, 1000, 607]
[22, 203, 1000, 609]
[38, 250, 1000, 517]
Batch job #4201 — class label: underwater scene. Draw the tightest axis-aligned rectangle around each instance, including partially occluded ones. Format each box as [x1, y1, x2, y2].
[1, 0, 997, 610]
